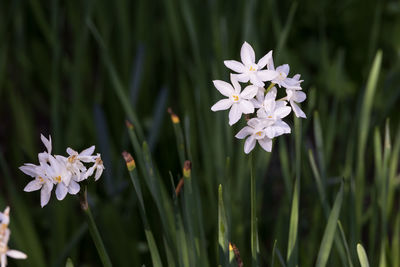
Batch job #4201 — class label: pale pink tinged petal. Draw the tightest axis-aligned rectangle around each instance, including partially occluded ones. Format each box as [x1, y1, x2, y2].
[85, 165, 96, 179]
[6, 250, 27, 259]
[266, 127, 276, 139]
[240, 41, 256, 65]
[95, 167, 104, 180]
[249, 75, 264, 87]
[40, 134, 52, 153]
[278, 120, 292, 134]
[24, 180, 42, 192]
[40, 185, 52, 207]
[224, 60, 245, 73]
[257, 70, 279, 82]
[293, 74, 301, 81]
[293, 91, 306, 103]
[267, 54, 275, 70]
[239, 100, 254, 114]
[250, 98, 262, 109]
[275, 106, 292, 119]
[291, 101, 307, 118]
[257, 50, 273, 69]
[55, 183, 68, 201]
[258, 137, 273, 152]
[80, 146, 95, 156]
[240, 85, 258, 99]
[79, 156, 95, 163]
[68, 180, 80, 195]
[236, 73, 250, 83]
[66, 147, 76, 156]
[256, 108, 267, 119]
[235, 126, 253, 139]
[228, 104, 242, 125]
[213, 80, 234, 97]
[276, 64, 290, 75]
[230, 74, 241, 94]
[211, 99, 232, 111]
[282, 78, 302, 90]
[247, 118, 260, 128]
[1, 254, 7, 267]
[244, 136, 256, 154]
[19, 165, 37, 177]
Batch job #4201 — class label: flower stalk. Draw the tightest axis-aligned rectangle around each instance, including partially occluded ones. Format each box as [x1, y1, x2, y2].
[79, 186, 112, 267]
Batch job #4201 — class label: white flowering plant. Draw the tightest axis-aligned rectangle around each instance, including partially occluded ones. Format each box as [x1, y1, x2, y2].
[19, 135, 104, 207]
[0, 207, 27, 267]
[211, 42, 307, 154]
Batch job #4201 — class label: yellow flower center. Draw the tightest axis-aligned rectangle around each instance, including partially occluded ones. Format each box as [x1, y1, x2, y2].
[68, 155, 77, 163]
[39, 176, 44, 183]
[268, 116, 272, 119]
[232, 95, 239, 102]
[256, 131, 263, 136]
[54, 176, 61, 183]
[249, 66, 256, 71]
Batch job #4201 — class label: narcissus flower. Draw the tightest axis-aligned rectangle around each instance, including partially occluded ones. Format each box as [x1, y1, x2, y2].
[19, 135, 104, 207]
[211, 74, 258, 125]
[0, 207, 27, 267]
[224, 42, 277, 87]
[212, 41, 307, 153]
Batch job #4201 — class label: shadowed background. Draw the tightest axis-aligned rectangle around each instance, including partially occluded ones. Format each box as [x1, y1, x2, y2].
[1, 0, 400, 266]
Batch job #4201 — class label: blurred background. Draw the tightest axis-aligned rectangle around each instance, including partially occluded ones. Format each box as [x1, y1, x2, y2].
[1, 0, 400, 266]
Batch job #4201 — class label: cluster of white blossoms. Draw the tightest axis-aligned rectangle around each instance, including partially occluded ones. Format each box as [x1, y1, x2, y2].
[211, 42, 307, 154]
[0, 207, 27, 267]
[19, 135, 105, 207]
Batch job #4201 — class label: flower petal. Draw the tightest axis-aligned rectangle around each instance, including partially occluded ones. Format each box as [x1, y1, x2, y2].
[24, 180, 42, 192]
[240, 85, 258, 99]
[80, 146, 95, 156]
[230, 74, 241, 94]
[291, 101, 306, 118]
[257, 50, 273, 69]
[40, 184, 53, 207]
[235, 126, 253, 139]
[236, 73, 249, 83]
[19, 164, 38, 177]
[249, 75, 264, 87]
[275, 106, 292, 119]
[258, 137, 272, 152]
[248, 118, 261, 128]
[228, 104, 242, 125]
[224, 60, 245, 73]
[68, 180, 80, 195]
[211, 99, 232, 111]
[244, 136, 256, 154]
[240, 42, 255, 65]
[1, 254, 7, 267]
[266, 127, 275, 139]
[292, 91, 306, 103]
[257, 70, 279, 82]
[95, 166, 104, 181]
[40, 134, 52, 153]
[239, 100, 254, 114]
[66, 147, 77, 156]
[55, 183, 68, 201]
[6, 250, 27, 259]
[276, 64, 290, 75]
[213, 80, 234, 97]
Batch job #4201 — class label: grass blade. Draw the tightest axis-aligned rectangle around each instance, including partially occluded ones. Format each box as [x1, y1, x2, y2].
[357, 244, 370, 267]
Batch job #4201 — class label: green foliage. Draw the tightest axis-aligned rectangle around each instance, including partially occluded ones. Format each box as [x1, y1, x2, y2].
[1, 0, 400, 266]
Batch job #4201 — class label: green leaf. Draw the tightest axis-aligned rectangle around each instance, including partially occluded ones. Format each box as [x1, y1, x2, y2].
[316, 183, 344, 267]
[357, 244, 370, 267]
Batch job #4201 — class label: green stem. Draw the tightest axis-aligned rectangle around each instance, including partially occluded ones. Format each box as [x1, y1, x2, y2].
[80, 187, 112, 267]
[265, 82, 276, 93]
[250, 153, 258, 266]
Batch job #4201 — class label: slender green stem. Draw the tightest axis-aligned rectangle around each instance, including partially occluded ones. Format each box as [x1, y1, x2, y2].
[265, 82, 276, 93]
[80, 187, 112, 267]
[250, 153, 258, 266]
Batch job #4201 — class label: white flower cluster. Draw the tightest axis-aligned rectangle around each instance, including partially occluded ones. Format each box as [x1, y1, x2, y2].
[0, 207, 27, 267]
[211, 42, 307, 154]
[19, 135, 105, 207]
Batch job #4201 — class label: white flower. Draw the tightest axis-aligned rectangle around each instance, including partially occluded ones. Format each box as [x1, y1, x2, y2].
[211, 74, 258, 125]
[47, 155, 76, 200]
[267, 57, 302, 90]
[224, 42, 277, 87]
[0, 207, 27, 267]
[285, 74, 307, 118]
[235, 118, 273, 153]
[65, 146, 95, 182]
[20, 163, 54, 207]
[84, 154, 104, 181]
[38, 134, 52, 163]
